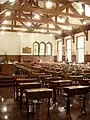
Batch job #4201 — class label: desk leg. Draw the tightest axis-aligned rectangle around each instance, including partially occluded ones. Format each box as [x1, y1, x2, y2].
[26, 94, 29, 120]
[81, 94, 87, 115]
[20, 90, 23, 109]
[53, 89, 56, 104]
[16, 83, 18, 100]
[66, 96, 71, 120]
[47, 98, 50, 120]
[13, 81, 15, 100]
[36, 99, 40, 120]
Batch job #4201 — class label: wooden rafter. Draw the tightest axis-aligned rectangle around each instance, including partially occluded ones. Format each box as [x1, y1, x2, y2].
[0, 0, 90, 35]
[0, 24, 62, 31]
[0, 4, 90, 21]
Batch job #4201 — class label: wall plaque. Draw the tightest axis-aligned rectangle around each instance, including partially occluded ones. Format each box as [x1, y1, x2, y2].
[22, 47, 31, 53]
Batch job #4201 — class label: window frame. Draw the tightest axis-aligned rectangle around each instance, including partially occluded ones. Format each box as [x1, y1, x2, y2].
[39, 42, 46, 56]
[76, 35, 85, 63]
[66, 38, 72, 62]
[46, 42, 52, 56]
[33, 41, 39, 56]
[57, 40, 62, 62]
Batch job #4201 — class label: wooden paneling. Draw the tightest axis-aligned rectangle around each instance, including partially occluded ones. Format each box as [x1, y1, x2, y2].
[0, 64, 14, 75]
[72, 55, 76, 62]
[84, 55, 90, 62]
[0, 55, 56, 63]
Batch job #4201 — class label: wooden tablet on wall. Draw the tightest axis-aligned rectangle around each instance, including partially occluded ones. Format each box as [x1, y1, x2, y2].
[22, 47, 31, 53]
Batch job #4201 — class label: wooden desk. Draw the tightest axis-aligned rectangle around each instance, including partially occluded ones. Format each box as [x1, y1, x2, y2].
[50, 80, 72, 103]
[79, 79, 90, 86]
[64, 85, 89, 120]
[14, 78, 37, 100]
[70, 75, 83, 84]
[50, 80, 72, 88]
[25, 88, 53, 120]
[43, 76, 61, 87]
[18, 82, 41, 109]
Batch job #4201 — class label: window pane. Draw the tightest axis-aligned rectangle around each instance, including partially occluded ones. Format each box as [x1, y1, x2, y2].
[40, 43, 45, 55]
[77, 49, 84, 63]
[58, 41, 62, 50]
[67, 39, 72, 50]
[85, 4, 90, 17]
[66, 39, 72, 62]
[66, 50, 71, 62]
[77, 36, 84, 48]
[33, 43, 39, 55]
[58, 51, 62, 61]
[46, 43, 52, 56]
[57, 41, 62, 61]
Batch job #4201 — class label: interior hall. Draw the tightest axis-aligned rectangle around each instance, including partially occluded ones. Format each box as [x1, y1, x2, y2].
[0, 0, 90, 120]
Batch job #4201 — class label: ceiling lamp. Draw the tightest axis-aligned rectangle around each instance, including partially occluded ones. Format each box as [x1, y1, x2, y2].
[56, 30, 62, 34]
[68, 26, 72, 30]
[26, 22, 32, 26]
[46, 1, 53, 9]
[78, 8, 84, 14]
[5, 11, 11, 16]
[9, 0, 15, 2]
[1, 27, 6, 30]
[34, 14, 40, 20]
[83, 21, 87, 25]
[3, 20, 8, 24]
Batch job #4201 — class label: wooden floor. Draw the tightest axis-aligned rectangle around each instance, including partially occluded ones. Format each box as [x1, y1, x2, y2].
[0, 87, 90, 120]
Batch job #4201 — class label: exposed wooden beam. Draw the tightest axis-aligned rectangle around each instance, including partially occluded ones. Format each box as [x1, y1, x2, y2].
[0, 29, 59, 35]
[0, 4, 90, 21]
[0, 24, 62, 31]
[0, 15, 82, 29]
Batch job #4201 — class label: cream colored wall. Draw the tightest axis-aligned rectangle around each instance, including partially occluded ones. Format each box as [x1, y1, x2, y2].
[21, 33, 56, 56]
[0, 32, 21, 55]
[0, 32, 56, 56]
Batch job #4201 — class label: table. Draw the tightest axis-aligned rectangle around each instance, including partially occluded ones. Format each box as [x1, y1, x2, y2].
[18, 82, 41, 108]
[64, 85, 89, 120]
[70, 75, 83, 84]
[25, 88, 53, 120]
[14, 78, 37, 99]
[50, 80, 72, 103]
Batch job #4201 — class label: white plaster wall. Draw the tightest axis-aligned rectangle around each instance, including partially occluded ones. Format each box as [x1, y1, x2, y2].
[0, 32, 21, 55]
[21, 33, 56, 56]
[0, 32, 56, 56]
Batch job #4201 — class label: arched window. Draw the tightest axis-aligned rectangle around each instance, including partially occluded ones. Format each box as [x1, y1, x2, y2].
[33, 42, 39, 55]
[46, 42, 52, 56]
[40, 42, 45, 55]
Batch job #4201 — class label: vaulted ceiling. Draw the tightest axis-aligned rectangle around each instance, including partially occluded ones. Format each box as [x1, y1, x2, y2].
[0, 0, 90, 38]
